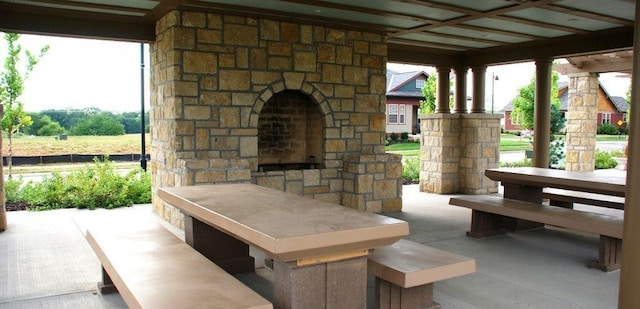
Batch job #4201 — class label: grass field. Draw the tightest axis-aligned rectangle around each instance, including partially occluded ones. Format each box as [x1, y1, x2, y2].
[2, 134, 150, 156]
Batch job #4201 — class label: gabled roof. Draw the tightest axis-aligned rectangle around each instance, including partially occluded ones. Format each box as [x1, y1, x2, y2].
[502, 80, 627, 113]
[386, 71, 429, 92]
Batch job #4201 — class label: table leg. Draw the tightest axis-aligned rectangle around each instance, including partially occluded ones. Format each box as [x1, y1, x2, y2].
[502, 183, 545, 232]
[375, 278, 439, 309]
[273, 256, 367, 309]
[589, 236, 622, 272]
[467, 210, 507, 238]
[184, 214, 255, 274]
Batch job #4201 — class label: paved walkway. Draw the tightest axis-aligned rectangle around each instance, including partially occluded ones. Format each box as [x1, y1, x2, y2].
[0, 181, 623, 308]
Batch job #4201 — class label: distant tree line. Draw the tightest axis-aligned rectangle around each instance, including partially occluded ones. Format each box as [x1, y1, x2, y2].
[22, 108, 150, 136]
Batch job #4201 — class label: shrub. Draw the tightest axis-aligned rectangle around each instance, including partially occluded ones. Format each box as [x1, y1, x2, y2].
[13, 157, 151, 210]
[500, 159, 533, 168]
[402, 157, 420, 183]
[389, 132, 399, 142]
[595, 150, 618, 170]
[400, 132, 409, 141]
[5, 176, 23, 202]
[597, 123, 618, 135]
[549, 139, 565, 169]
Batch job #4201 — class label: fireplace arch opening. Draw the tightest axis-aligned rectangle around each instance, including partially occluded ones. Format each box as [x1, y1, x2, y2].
[257, 90, 324, 172]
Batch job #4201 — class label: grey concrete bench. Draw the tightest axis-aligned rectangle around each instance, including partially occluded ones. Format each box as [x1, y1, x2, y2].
[83, 221, 272, 309]
[450, 195, 623, 271]
[368, 239, 476, 309]
[542, 187, 625, 210]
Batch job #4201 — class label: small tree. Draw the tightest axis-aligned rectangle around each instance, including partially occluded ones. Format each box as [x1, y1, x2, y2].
[0, 32, 49, 177]
[71, 113, 125, 136]
[419, 74, 437, 114]
[511, 71, 565, 134]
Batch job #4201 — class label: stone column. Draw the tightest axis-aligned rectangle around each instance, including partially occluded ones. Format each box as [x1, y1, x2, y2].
[419, 113, 461, 193]
[459, 114, 500, 194]
[565, 72, 598, 171]
[533, 58, 552, 168]
[435, 66, 451, 113]
[619, 1, 640, 305]
[453, 66, 468, 114]
[470, 66, 487, 113]
[0, 105, 5, 232]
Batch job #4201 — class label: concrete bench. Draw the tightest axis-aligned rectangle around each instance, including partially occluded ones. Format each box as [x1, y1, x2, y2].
[368, 239, 476, 308]
[542, 187, 625, 210]
[83, 221, 272, 309]
[449, 195, 623, 271]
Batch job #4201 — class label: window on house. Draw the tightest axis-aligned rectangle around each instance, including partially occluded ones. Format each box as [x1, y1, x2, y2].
[602, 113, 611, 124]
[416, 79, 425, 89]
[388, 104, 398, 124]
[399, 105, 405, 124]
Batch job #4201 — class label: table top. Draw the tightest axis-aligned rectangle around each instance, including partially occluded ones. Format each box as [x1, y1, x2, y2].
[158, 184, 409, 262]
[485, 167, 626, 196]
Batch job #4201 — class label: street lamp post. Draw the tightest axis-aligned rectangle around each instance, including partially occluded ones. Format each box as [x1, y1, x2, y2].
[491, 73, 499, 114]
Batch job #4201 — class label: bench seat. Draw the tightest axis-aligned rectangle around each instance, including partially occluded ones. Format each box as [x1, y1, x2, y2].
[542, 187, 625, 210]
[84, 221, 272, 309]
[449, 195, 623, 271]
[368, 239, 476, 308]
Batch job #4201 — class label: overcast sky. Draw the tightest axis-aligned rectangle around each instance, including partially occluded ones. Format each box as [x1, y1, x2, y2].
[4, 34, 631, 113]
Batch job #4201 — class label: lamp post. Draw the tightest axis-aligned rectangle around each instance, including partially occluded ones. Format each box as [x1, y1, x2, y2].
[491, 72, 499, 114]
[140, 43, 147, 171]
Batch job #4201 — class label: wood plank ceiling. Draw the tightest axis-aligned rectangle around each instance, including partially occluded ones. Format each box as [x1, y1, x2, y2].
[0, 0, 635, 67]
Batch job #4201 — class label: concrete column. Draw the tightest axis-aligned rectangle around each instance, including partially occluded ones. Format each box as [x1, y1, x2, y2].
[533, 58, 552, 168]
[565, 72, 598, 171]
[471, 66, 487, 113]
[619, 1, 640, 306]
[435, 66, 451, 113]
[453, 66, 468, 114]
[459, 114, 501, 194]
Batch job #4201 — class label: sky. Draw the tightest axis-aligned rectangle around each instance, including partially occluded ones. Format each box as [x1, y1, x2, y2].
[2, 33, 632, 113]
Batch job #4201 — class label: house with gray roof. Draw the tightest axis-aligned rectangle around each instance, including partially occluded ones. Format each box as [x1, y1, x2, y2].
[385, 70, 428, 135]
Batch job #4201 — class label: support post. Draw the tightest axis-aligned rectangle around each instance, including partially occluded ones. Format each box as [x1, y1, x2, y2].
[619, 1, 640, 305]
[533, 58, 552, 168]
[453, 66, 468, 114]
[435, 66, 451, 113]
[471, 66, 487, 113]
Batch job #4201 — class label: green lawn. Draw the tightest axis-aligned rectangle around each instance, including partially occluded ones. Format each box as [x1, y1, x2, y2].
[386, 138, 532, 156]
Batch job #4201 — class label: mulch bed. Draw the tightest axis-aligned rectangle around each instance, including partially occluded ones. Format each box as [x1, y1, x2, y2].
[5, 202, 28, 212]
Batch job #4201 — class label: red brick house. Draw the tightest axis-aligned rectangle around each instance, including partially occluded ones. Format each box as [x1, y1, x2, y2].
[385, 70, 429, 135]
[502, 81, 628, 131]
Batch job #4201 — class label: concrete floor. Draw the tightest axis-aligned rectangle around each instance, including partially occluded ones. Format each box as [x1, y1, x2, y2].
[0, 185, 621, 308]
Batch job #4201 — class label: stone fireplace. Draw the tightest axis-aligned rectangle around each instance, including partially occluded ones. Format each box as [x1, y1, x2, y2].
[257, 90, 323, 171]
[150, 10, 403, 228]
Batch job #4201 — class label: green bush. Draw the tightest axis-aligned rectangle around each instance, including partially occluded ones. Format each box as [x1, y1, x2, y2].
[597, 123, 618, 135]
[12, 157, 151, 211]
[402, 157, 420, 183]
[500, 159, 533, 168]
[5, 176, 23, 202]
[389, 132, 399, 142]
[595, 150, 618, 170]
[400, 132, 409, 141]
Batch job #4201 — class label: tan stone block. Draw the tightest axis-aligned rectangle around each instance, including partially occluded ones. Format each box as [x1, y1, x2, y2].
[356, 175, 374, 193]
[281, 72, 303, 90]
[195, 128, 209, 150]
[268, 56, 291, 70]
[285, 181, 303, 195]
[326, 139, 346, 152]
[382, 198, 402, 212]
[218, 53, 235, 68]
[268, 42, 291, 56]
[294, 52, 316, 72]
[201, 91, 230, 105]
[239, 136, 257, 157]
[236, 47, 249, 68]
[374, 180, 397, 199]
[350, 113, 369, 126]
[334, 85, 354, 98]
[318, 44, 335, 63]
[250, 48, 267, 69]
[219, 70, 250, 90]
[355, 94, 379, 112]
[285, 170, 303, 181]
[224, 24, 258, 46]
[371, 114, 386, 131]
[176, 121, 195, 135]
[386, 162, 402, 178]
[344, 66, 368, 85]
[207, 14, 222, 29]
[303, 169, 321, 186]
[174, 81, 198, 96]
[252, 71, 280, 86]
[336, 46, 353, 65]
[182, 12, 206, 27]
[362, 132, 383, 145]
[323, 64, 343, 83]
[260, 20, 280, 40]
[172, 28, 195, 49]
[184, 105, 211, 120]
[326, 29, 346, 43]
[281, 22, 299, 42]
[227, 169, 251, 181]
[231, 93, 256, 106]
[220, 107, 240, 127]
[195, 170, 226, 183]
[256, 176, 285, 191]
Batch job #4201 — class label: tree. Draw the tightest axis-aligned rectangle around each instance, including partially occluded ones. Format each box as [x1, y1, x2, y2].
[71, 112, 125, 135]
[511, 71, 565, 134]
[419, 74, 437, 114]
[0, 32, 49, 177]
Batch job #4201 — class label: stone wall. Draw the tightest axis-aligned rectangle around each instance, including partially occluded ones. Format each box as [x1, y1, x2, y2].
[150, 10, 401, 227]
[565, 72, 598, 171]
[419, 113, 499, 194]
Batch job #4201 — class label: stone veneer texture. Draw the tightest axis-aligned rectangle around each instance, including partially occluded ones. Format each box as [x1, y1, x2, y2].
[150, 10, 401, 227]
[565, 72, 598, 171]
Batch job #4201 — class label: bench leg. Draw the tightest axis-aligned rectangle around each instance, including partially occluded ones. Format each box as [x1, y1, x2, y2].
[97, 267, 117, 295]
[549, 200, 574, 209]
[502, 184, 545, 232]
[374, 278, 439, 309]
[589, 236, 622, 272]
[467, 210, 507, 238]
[184, 215, 255, 274]
[273, 256, 367, 309]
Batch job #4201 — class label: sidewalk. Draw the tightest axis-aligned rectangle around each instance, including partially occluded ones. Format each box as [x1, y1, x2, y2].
[0, 182, 621, 308]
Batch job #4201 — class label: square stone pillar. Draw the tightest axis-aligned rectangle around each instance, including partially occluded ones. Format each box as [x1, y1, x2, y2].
[565, 72, 598, 171]
[342, 154, 403, 212]
[460, 114, 500, 194]
[419, 114, 461, 194]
